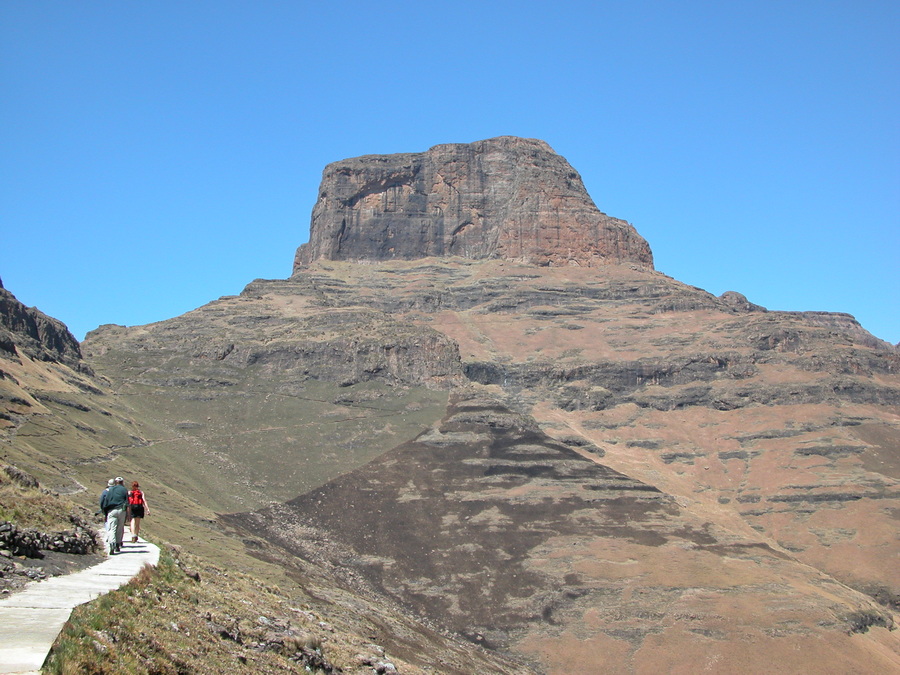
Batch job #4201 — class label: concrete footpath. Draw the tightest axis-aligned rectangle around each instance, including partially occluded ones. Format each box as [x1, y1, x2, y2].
[0, 537, 160, 674]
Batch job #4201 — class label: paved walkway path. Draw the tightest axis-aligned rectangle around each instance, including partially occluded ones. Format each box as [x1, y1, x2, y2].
[0, 537, 160, 674]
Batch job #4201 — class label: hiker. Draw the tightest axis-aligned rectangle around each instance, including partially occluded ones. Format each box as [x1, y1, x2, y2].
[98, 478, 114, 517]
[127, 481, 149, 543]
[101, 476, 128, 555]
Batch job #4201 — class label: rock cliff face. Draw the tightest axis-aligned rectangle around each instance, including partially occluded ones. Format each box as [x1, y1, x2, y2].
[0, 286, 85, 371]
[294, 137, 653, 270]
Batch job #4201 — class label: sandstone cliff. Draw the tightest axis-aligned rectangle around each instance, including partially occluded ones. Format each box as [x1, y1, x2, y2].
[294, 137, 653, 270]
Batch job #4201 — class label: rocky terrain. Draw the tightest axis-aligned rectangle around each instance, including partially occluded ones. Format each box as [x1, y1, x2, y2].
[3, 137, 899, 672]
[0, 278, 85, 373]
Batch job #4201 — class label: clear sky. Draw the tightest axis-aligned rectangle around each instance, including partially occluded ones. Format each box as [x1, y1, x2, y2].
[2, 1, 898, 344]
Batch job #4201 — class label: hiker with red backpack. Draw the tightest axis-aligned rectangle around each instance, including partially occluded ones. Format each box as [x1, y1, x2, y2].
[127, 481, 149, 543]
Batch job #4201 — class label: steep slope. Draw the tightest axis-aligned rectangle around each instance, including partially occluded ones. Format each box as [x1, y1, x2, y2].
[82, 292, 458, 507]
[228, 394, 897, 674]
[264, 258, 900, 607]
[0, 280, 84, 372]
[0, 283, 137, 488]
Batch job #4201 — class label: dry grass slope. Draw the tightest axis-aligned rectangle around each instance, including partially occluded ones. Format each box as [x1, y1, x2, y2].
[47, 544, 530, 675]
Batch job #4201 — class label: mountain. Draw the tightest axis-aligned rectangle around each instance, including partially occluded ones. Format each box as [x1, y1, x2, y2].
[5, 138, 900, 673]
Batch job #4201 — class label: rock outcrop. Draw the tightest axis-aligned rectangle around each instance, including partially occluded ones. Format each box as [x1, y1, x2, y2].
[85, 299, 463, 390]
[294, 137, 653, 270]
[0, 285, 85, 371]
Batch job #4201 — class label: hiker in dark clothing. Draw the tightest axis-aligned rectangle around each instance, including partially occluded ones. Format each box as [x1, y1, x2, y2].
[101, 477, 128, 555]
[98, 478, 114, 516]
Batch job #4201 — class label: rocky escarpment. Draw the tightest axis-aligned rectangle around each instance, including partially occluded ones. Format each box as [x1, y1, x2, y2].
[294, 137, 653, 270]
[0, 283, 86, 372]
[247, 263, 900, 411]
[0, 283, 105, 444]
[86, 300, 463, 390]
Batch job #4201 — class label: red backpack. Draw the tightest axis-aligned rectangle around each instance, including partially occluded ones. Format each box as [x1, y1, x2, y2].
[128, 489, 143, 506]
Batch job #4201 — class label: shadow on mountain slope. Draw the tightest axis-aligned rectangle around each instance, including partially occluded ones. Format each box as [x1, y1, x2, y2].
[226, 393, 898, 674]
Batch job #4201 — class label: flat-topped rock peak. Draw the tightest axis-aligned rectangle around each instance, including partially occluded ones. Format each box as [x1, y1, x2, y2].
[294, 136, 654, 270]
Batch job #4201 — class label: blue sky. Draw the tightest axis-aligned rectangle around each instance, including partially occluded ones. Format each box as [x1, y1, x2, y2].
[2, 1, 898, 344]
